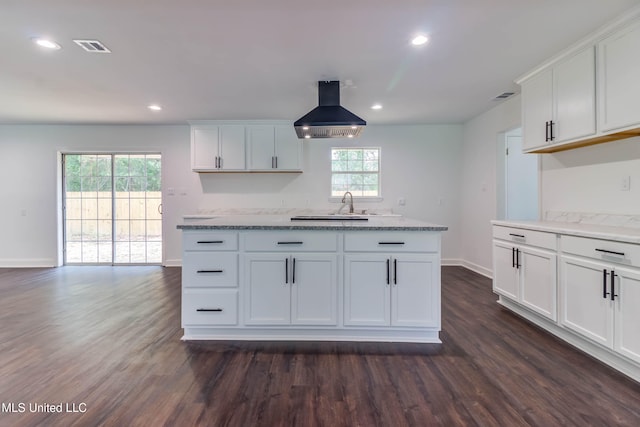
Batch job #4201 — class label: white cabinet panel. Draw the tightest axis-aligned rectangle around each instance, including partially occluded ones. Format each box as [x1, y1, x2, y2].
[392, 254, 439, 327]
[492, 240, 520, 301]
[522, 69, 553, 151]
[182, 252, 238, 287]
[520, 246, 557, 320]
[599, 20, 640, 132]
[182, 289, 238, 326]
[290, 255, 338, 325]
[247, 125, 276, 170]
[244, 255, 290, 325]
[344, 254, 390, 326]
[274, 126, 302, 171]
[614, 267, 640, 365]
[218, 125, 246, 170]
[191, 127, 219, 170]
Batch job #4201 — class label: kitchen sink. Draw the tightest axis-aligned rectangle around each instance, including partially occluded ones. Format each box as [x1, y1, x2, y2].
[290, 215, 369, 221]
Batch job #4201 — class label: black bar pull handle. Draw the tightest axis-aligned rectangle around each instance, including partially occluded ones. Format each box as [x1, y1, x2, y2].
[197, 270, 223, 274]
[545, 121, 550, 142]
[512, 247, 515, 268]
[386, 259, 390, 285]
[378, 242, 405, 245]
[595, 248, 625, 257]
[271, 156, 275, 169]
[196, 308, 223, 312]
[277, 241, 303, 245]
[275, 156, 278, 169]
[292, 258, 296, 284]
[611, 270, 615, 300]
[285, 257, 289, 284]
[603, 269, 610, 299]
[509, 233, 525, 238]
[394, 258, 398, 285]
[550, 121, 555, 141]
[197, 240, 224, 244]
[516, 248, 521, 269]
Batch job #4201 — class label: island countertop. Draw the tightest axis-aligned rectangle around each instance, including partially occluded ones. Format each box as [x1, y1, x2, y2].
[177, 215, 448, 232]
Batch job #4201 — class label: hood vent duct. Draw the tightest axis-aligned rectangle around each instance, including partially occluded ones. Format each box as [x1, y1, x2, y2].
[294, 81, 366, 139]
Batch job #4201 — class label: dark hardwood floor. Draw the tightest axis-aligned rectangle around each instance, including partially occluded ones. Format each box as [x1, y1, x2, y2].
[0, 266, 638, 427]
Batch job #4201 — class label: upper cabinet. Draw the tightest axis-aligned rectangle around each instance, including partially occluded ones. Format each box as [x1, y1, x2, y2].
[518, 9, 640, 153]
[521, 47, 596, 152]
[191, 121, 303, 173]
[247, 125, 302, 171]
[598, 19, 640, 133]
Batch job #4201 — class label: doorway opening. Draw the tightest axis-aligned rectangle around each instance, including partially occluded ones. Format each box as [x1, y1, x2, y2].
[62, 153, 162, 265]
[496, 128, 539, 220]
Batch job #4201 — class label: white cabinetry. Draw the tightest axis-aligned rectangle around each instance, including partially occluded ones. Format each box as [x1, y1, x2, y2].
[560, 235, 640, 365]
[243, 232, 337, 326]
[191, 125, 246, 171]
[181, 231, 240, 327]
[492, 226, 557, 321]
[247, 125, 301, 171]
[343, 232, 441, 328]
[521, 47, 596, 152]
[598, 19, 640, 133]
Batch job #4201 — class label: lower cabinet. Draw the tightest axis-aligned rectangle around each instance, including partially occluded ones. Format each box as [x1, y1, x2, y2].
[244, 253, 338, 326]
[560, 254, 640, 365]
[344, 253, 440, 327]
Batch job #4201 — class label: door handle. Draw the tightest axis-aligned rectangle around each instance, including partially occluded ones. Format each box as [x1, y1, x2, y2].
[386, 259, 390, 285]
[393, 258, 397, 285]
[285, 257, 289, 284]
[603, 269, 610, 299]
[292, 257, 296, 284]
[611, 270, 618, 301]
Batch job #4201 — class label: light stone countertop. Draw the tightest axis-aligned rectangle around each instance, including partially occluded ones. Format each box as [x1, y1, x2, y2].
[492, 219, 640, 244]
[178, 215, 448, 231]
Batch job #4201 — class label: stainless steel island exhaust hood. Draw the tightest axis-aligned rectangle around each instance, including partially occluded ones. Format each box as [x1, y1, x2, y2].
[294, 81, 366, 139]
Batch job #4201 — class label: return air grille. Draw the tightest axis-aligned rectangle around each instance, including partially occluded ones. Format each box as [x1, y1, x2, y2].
[73, 39, 111, 53]
[493, 92, 515, 101]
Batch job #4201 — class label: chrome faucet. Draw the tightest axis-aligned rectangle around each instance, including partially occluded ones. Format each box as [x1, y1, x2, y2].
[340, 191, 354, 214]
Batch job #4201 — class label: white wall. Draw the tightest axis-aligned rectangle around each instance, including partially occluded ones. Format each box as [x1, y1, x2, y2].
[0, 123, 463, 267]
[460, 96, 522, 276]
[541, 136, 640, 214]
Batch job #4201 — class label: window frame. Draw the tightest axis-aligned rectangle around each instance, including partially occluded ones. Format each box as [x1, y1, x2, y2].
[329, 146, 382, 201]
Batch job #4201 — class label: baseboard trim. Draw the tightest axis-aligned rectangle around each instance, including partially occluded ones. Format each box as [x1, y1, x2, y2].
[0, 259, 57, 268]
[163, 259, 182, 267]
[443, 259, 492, 279]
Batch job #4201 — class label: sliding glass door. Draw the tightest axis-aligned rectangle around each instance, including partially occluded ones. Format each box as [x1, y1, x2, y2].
[63, 153, 162, 265]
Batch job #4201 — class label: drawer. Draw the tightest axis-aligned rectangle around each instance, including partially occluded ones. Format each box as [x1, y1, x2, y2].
[561, 235, 640, 267]
[244, 231, 338, 252]
[183, 231, 238, 251]
[182, 290, 238, 326]
[182, 252, 238, 287]
[493, 226, 557, 251]
[344, 232, 439, 252]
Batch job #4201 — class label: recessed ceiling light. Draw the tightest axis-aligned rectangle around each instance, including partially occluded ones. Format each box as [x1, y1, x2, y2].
[33, 38, 61, 50]
[148, 104, 162, 111]
[411, 34, 429, 46]
[371, 104, 383, 110]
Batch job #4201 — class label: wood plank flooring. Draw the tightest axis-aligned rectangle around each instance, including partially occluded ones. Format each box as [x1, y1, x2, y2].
[0, 266, 638, 426]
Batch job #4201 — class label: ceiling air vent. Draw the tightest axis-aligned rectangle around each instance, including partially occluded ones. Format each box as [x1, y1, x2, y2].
[73, 39, 111, 53]
[493, 92, 515, 101]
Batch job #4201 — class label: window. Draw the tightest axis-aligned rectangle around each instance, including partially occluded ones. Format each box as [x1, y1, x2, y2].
[331, 147, 380, 197]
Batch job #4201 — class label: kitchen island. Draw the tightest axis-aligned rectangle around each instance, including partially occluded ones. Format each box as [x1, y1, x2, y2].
[177, 215, 448, 342]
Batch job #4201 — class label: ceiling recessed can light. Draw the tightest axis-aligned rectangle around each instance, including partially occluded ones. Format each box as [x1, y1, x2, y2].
[33, 38, 61, 50]
[148, 104, 162, 111]
[411, 34, 429, 46]
[371, 104, 383, 110]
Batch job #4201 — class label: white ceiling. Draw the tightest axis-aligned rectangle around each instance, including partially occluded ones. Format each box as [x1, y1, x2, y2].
[2, 0, 639, 125]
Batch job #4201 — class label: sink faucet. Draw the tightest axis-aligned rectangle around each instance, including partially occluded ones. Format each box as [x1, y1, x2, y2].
[340, 191, 354, 214]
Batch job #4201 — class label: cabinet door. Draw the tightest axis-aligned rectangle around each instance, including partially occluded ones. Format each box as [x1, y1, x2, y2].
[520, 246, 557, 321]
[274, 126, 302, 170]
[492, 240, 520, 301]
[599, 20, 640, 132]
[521, 69, 553, 151]
[614, 267, 640, 364]
[219, 125, 246, 170]
[344, 254, 390, 326]
[391, 254, 440, 327]
[244, 254, 290, 325]
[290, 254, 338, 325]
[560, 255, 613, 348]
[247, 126, 275, 170]
[191, 127, 219, 170]
[553, 47, 596, 142]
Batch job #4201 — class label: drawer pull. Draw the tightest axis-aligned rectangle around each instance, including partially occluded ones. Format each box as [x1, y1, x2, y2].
[197, 240, 224, 244]
[197, 270, 223, 273]
[378, 242, 405, 245]
[277, 241, 303, 245]
[595, 248, 625, 257]
[196, 308, 223, 312]
[509, 233, 525, 238]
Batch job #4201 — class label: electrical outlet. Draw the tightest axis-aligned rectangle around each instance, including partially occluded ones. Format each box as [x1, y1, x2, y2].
[621, 176, 631, 191]
[397, 197, 406, 206]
